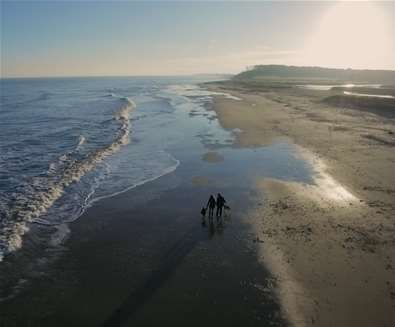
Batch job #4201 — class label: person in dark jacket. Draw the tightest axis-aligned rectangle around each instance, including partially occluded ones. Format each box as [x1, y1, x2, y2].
[207, 195, 216, 219]
[216, 193, 226, 218]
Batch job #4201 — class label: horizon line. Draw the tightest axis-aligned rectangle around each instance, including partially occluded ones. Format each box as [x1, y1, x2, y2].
[0, 73, 234, 80]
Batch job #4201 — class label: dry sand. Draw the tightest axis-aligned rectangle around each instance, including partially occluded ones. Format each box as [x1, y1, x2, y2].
[207, 82, 395, 327]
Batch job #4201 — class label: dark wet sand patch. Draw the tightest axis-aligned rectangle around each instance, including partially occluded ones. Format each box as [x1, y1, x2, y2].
[202, 151, 224, 163]
[191, 175, 211, 186]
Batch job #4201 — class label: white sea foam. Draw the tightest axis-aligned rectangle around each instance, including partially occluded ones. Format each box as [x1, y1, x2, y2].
[48, 135, 87, 174]
[0, 98, 135, 261]
[76, 135, 86, 149]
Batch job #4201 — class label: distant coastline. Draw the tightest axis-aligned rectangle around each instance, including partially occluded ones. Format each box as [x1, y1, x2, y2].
[235, 64, 395, 84]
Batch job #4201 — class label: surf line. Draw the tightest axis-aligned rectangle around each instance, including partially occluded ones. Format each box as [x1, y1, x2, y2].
[0, 98, 136, 262]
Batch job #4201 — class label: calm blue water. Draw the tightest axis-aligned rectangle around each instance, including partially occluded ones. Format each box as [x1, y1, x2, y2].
[0, 76, 313, 264]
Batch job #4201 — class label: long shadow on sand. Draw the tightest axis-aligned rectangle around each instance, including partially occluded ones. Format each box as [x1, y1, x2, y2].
[101, 227, 201, 327]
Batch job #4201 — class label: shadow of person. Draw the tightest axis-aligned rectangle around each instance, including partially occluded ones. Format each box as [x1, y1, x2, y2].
[100, 227, 202, 327]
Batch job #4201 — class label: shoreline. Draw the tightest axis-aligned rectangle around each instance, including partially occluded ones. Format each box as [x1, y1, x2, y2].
[207, 81, 395, 326]
[0, 86, 289, 326]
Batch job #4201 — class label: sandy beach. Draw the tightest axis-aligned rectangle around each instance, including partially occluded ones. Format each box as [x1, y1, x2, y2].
[207, 81, 395, 327]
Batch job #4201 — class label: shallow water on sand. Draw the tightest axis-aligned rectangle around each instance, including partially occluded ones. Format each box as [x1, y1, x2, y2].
[297, 83, 382, 91]
[343, 90, 395, 99]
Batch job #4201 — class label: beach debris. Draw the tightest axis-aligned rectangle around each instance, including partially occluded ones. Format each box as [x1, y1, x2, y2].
[271, 200, 290, 210]
[253, 236, 264, 243]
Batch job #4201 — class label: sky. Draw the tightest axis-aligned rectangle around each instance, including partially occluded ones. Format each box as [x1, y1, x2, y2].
[1, 1, 395, 78]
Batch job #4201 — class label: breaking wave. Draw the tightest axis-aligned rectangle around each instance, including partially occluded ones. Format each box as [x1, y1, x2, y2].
[0, 97, 135, 262]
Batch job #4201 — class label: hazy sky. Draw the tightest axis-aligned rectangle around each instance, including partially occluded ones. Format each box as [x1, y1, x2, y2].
[1, 1, 395, 77]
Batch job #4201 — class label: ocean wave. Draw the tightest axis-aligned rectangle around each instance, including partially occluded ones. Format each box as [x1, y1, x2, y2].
[48, 135, 86, 175]
[0, 97, 135, 262]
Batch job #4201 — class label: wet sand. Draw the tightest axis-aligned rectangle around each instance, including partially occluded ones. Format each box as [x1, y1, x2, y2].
[207, 81, 395, 327]
[0, 172, 283, 326]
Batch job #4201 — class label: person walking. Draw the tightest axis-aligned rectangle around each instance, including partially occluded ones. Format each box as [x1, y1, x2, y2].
[207, 194, 216, 219]
[216, 193, 226, 218]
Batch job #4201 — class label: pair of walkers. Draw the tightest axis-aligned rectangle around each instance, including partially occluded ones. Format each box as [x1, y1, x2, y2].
[204, 193, 226, 219]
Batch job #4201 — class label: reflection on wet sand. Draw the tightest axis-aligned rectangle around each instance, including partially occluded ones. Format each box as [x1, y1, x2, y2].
[311, 160, 358, 203]
[201, 209, 231, 239]
[297, 147, 359, 204]
[343, 91, 395, 99]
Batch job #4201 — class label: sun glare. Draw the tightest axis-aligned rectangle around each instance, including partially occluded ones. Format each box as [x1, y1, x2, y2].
[303, 2, 392, 69]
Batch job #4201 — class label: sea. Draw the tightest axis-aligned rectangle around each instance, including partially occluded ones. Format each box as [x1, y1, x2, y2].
[0, 76, 239, 263]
